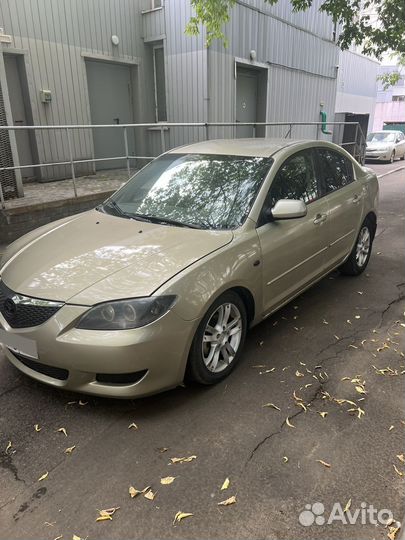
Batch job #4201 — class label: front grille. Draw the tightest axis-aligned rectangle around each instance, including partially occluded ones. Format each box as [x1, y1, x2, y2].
[0, 281, 63, 328]
[9, 349, 69, 381]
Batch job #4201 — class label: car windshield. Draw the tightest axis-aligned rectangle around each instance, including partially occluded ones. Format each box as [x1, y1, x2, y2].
[367, 132, 396, 143]
[99, 153, 273, 230]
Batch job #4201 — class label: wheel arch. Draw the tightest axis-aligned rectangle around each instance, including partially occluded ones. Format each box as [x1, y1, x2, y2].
[229, 286, 256, 325]
[364, 211, 377, 240]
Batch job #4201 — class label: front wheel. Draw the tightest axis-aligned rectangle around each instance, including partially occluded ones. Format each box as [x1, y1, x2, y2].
[339, 218, 374, 276]
[186, 291, 247, 385]
[389, 151, 395, 163]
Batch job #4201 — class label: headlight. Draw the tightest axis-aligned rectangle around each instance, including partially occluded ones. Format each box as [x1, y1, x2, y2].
[76, 296, 177, 330]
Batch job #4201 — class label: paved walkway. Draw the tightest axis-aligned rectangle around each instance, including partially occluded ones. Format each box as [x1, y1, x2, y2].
[3, 169, 130, 209]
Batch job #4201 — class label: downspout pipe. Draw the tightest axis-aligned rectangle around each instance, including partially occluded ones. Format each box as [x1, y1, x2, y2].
[320, 110, 332, 135]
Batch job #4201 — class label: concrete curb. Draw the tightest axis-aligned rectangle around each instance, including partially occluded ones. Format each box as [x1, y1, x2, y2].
[376, 165, 405, 179]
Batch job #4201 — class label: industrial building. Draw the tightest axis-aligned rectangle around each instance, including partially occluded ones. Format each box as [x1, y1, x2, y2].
[0, 0, 378, 196]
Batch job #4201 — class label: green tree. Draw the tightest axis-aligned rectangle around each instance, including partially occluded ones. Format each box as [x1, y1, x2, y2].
[377, 54, 405, 89]
[185, 0, 405, 58]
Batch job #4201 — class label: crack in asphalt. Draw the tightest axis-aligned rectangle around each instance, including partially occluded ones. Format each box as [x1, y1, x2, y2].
[243, 285, 405, 468]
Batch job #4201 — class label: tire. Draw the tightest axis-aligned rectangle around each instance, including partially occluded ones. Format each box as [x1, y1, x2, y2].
[401, 153, 405, 161]
[186, 291, 248, 385]
[389, 151, 395, 163]
[339, 217, 374, 276]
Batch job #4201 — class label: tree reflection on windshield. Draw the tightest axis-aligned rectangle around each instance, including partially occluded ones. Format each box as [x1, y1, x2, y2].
[107, 153, 273, 229]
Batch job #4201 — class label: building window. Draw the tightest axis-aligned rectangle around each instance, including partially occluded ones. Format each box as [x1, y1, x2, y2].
[153, 45, 167, 122]
[392, 95, 405, 102]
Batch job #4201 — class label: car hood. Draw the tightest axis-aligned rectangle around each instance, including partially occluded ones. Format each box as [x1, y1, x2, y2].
[366, 141, 392, 149]
[1, 210, 233, 305]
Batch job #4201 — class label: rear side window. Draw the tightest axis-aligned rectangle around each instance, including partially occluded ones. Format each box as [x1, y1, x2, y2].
[266, 150, 318, 208]
[317, 148, 354, 194]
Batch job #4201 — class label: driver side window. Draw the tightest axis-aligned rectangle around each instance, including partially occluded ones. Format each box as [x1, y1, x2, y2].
[259, 150, 318, 224]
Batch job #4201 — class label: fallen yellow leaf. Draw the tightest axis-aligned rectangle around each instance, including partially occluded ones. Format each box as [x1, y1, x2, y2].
[34, 424, 41, 432]
[389, 425, 395, 431]
[283, 456, 289, 463]
[262, 402, 280, 411]
[128, 423, 138, 430]
[295, 370, 304, 377]
[129, 485, 150, 498]
[286, 417, 295, 428]
[218, 495, 236, 506]
[64, 445, 76, 455]
[355, 386, 367, 395]
[57, 427, 68, 437]
[173, 511, 193, 524]
[393, 465, 403, 477]
[38, 472, 49, 481]
[78, 400, 88, 406]
[220, 477, 230, 490]
[96, 507, 119, 522]
[144, 489, 156, 501]
[5, 441, 12, 454]
[160, 476, 176, 485]
[344, 498, 352, 513]
[316, 460, 331, 468]
[170, 455, 197, 464]
[318, 412, 328, 418]
[397, 454, 405, 463]
[388, 525, 401, 540]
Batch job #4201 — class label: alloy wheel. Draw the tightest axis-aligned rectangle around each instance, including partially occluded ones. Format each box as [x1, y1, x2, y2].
[355, 226, 370, 267]
[202, 302, 243, 373]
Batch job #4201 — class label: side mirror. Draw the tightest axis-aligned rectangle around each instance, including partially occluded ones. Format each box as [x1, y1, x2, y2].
[396, 138, 401, 143]
[271, 199, 307, 220]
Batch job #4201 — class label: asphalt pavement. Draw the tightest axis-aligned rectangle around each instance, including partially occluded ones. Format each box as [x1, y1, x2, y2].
[0, 162, 404, 540]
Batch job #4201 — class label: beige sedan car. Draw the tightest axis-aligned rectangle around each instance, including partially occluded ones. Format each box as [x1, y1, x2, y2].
[0, 139, 378, 398]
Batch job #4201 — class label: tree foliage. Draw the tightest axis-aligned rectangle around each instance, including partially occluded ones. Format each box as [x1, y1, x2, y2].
[185, 0, 405, 58]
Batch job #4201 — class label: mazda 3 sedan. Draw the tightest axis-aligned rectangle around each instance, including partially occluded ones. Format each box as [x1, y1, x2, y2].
[0, 139, 378, 398]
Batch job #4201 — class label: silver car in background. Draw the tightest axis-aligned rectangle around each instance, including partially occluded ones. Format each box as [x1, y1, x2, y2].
[365, 130, 405, 163]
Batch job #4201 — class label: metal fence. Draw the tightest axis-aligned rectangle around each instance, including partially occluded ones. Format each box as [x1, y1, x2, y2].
[0, 121, 366, 209]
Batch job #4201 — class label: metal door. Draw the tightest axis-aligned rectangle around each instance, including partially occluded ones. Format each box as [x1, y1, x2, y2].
[4, 54, 34, 178]
[236, 69, 258, 138]
[86, 60, 135, 170]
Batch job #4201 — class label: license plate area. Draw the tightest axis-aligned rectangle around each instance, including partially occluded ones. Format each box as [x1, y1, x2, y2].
[0, 329, 38, 359]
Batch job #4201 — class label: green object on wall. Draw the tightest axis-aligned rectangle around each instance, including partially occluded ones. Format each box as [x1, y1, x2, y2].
[320, 110, 332, 134]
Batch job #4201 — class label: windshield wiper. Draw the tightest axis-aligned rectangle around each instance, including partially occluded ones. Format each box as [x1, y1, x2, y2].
[134, 214, 201, 229]
[101, 200, 133, 219]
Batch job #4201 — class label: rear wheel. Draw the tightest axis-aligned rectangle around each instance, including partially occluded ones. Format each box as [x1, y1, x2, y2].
[339, 218, 374, 276]
[186, 291, 247, 385]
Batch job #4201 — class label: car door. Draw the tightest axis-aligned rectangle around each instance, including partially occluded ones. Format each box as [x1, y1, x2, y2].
[315, 148, 363, 270]
[256, 149, 329, 315]
[395, 132, 405, 157]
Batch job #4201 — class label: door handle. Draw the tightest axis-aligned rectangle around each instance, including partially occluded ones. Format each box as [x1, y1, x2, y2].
[352, 194, 360, 204]
[313, 213, 327, 225]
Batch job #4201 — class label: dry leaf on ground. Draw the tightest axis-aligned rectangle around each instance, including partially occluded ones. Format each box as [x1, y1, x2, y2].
[218, 495, 236, 506]
[316, 460, 331, 468]
[173, 511, 193, 524]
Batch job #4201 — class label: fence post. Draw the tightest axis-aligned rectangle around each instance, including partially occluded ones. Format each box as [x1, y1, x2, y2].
[289, 123, 292, 138]
[0, 180, 5, 209]
[160, 125, 165, 153]
[66, 127, 78, 198]
[123, 126, 130, 178]
[205, 122, 209, 141]
[253, 124, 256, 138]
[354, 123, 359, 161]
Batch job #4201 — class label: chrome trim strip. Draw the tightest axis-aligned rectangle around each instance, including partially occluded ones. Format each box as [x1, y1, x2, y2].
[329, 229, 355, 247]
[8, 293, 64, 308]
[266, 246, 329, 286]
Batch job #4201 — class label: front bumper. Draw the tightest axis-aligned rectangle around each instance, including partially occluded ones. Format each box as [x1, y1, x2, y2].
[0, 303, 196, 398]
[365, 150, 391, 160]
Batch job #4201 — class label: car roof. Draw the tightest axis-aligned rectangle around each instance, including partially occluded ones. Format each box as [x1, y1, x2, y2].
[167, 138, 311, 158]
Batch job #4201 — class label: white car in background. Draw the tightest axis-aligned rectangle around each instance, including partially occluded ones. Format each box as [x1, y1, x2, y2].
[365, 130, 405, 163]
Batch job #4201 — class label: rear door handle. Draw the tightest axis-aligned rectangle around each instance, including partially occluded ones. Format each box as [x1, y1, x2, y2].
[313, 213, 327, 225]
[352, 194, 360, 204]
